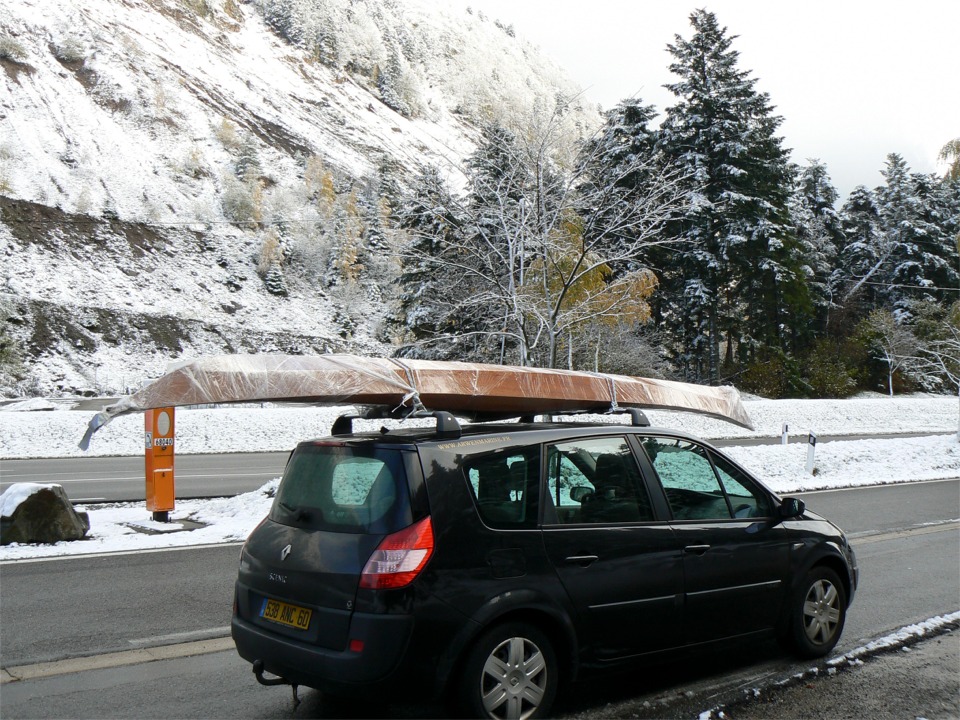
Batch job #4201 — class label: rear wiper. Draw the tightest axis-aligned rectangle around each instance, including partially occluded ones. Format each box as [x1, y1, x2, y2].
[277, 501, 312, 523]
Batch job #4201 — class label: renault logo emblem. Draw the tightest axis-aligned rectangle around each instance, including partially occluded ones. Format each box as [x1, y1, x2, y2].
[281, 544, 292, 562]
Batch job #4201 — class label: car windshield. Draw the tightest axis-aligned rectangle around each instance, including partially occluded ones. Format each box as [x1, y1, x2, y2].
[270, 444, 413, 534]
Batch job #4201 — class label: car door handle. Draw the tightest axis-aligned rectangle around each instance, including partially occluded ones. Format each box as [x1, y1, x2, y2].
[684, 545, 711, 555]
[564, 555, 599, 566]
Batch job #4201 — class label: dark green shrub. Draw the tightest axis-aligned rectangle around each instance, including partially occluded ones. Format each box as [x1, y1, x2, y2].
[738, 349, 810, 399]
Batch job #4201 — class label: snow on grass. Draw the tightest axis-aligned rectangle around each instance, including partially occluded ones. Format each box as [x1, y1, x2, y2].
[724, 435, 960, 494]
[655, 394, 960, 441]
[0, 481, 279, 561]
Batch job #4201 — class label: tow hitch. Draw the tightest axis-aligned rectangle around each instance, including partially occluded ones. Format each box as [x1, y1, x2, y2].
[252, 659, 301, 708]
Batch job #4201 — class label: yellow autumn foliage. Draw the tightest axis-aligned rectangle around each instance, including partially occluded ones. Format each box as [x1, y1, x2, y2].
[524, 209, 657, 331]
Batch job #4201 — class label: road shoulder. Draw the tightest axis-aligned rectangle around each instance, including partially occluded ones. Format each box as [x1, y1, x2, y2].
[713, 628, 959, 719]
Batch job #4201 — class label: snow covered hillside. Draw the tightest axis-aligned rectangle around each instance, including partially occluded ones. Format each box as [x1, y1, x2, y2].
[0, 0, 596, 396]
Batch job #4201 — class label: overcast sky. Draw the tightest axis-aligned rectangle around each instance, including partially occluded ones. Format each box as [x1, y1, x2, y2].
[457, 0, 959, 200]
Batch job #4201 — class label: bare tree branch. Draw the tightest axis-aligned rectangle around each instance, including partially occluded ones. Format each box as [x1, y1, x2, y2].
[397, 106, 689, 368]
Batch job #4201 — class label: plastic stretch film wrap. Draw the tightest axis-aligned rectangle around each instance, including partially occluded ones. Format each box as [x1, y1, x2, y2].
[79, 354, 753, 448]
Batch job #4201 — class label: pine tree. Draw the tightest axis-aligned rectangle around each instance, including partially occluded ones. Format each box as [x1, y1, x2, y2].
[838, 184, 886, 310]
[235, 134, 262, 182]
[376, 46, 412, 116]
[877, 154, 960, 315]
[466, 123, 530, 241]
[262, 263, 289, 296]
[791, 160, 843, 331]
[577, 97, 661, 273]
[393, 164, 476, 359]
[903, 172, 960, 309]
[838, 158, 959, 326]
[656, 9, 809, 383]
[356, 181, 387, 253]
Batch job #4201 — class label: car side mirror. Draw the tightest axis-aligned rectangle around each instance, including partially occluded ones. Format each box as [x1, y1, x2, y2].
[779, 497, 806, 519]
[570, 486, 592, 503]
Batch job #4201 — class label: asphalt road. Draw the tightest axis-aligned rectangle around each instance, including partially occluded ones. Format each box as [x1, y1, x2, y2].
[2, 432, 951, 503]
[0, 452, 289, 502]
[1, 479, 957, 719]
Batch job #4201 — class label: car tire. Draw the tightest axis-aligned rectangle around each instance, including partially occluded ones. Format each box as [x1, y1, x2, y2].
[458, 622, 558, 720]
[788, 566, 847, 658]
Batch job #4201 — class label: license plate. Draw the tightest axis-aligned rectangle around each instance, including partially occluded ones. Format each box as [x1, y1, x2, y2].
[260, 598, 312, 630]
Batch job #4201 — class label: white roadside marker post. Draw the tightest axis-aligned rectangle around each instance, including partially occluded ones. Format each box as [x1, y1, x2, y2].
[805, 432, 817, 475]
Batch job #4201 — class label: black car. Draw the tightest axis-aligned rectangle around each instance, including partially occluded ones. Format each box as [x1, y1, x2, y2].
[232, 411, 858, 719]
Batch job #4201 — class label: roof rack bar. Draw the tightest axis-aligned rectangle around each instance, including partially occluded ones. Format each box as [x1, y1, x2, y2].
[532, 408, 652, 426]
[331, 409, 461, 439]
[428, 411, 461, 439]
[331, 415, 356, 436]
[626, 409, 651, 427]
[334, 407, 648, 436]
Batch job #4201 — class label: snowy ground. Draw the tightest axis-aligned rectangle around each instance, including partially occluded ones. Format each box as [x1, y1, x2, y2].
[1, 394, 958, 561]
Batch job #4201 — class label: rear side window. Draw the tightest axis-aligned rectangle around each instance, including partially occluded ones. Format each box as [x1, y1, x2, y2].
[464, 445, 540, 529]
[546, 436, 654, 524]
[271, 444, 413, 534]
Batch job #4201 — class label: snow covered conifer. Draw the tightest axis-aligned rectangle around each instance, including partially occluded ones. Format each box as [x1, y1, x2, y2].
[376, 47, 412, 117]
[876, 154, 960, 315]
[656, 9, 809, 384]
[578, 96, 661, 271]
[838, 184, 886, 310]
[791, 160, 844, 332]
[262, 263, 289, 296]
[235, 134, 262, 182]
[393, 164, 478, 359]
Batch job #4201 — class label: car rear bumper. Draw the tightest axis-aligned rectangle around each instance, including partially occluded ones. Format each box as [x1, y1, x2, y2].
[232, 611, 419, 694]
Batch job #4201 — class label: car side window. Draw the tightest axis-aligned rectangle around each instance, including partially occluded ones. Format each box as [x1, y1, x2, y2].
[641, 437, 769, 520]
[711, 453, 772, 518]
[464, 445, 540, 529]
[546, 437, 653, 524]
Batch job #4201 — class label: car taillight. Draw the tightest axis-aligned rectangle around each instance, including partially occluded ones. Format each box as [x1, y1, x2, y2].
[360, 516, 434, 590]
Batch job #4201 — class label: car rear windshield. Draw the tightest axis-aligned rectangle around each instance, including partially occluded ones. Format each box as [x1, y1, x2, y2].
[270, 444, 414, 534]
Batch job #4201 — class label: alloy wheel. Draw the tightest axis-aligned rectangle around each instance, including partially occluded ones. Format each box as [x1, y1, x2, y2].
[802, 578, 842, 645]
[480, 636, 548, 720]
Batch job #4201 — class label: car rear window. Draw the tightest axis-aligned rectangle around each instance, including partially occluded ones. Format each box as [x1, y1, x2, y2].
[270, 444, 414, 534]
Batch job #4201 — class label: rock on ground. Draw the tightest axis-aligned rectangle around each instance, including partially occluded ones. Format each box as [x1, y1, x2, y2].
[0, 484, 90, 545]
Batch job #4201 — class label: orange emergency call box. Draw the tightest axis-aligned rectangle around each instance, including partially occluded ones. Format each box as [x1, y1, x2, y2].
[145, 408, 175, 522]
